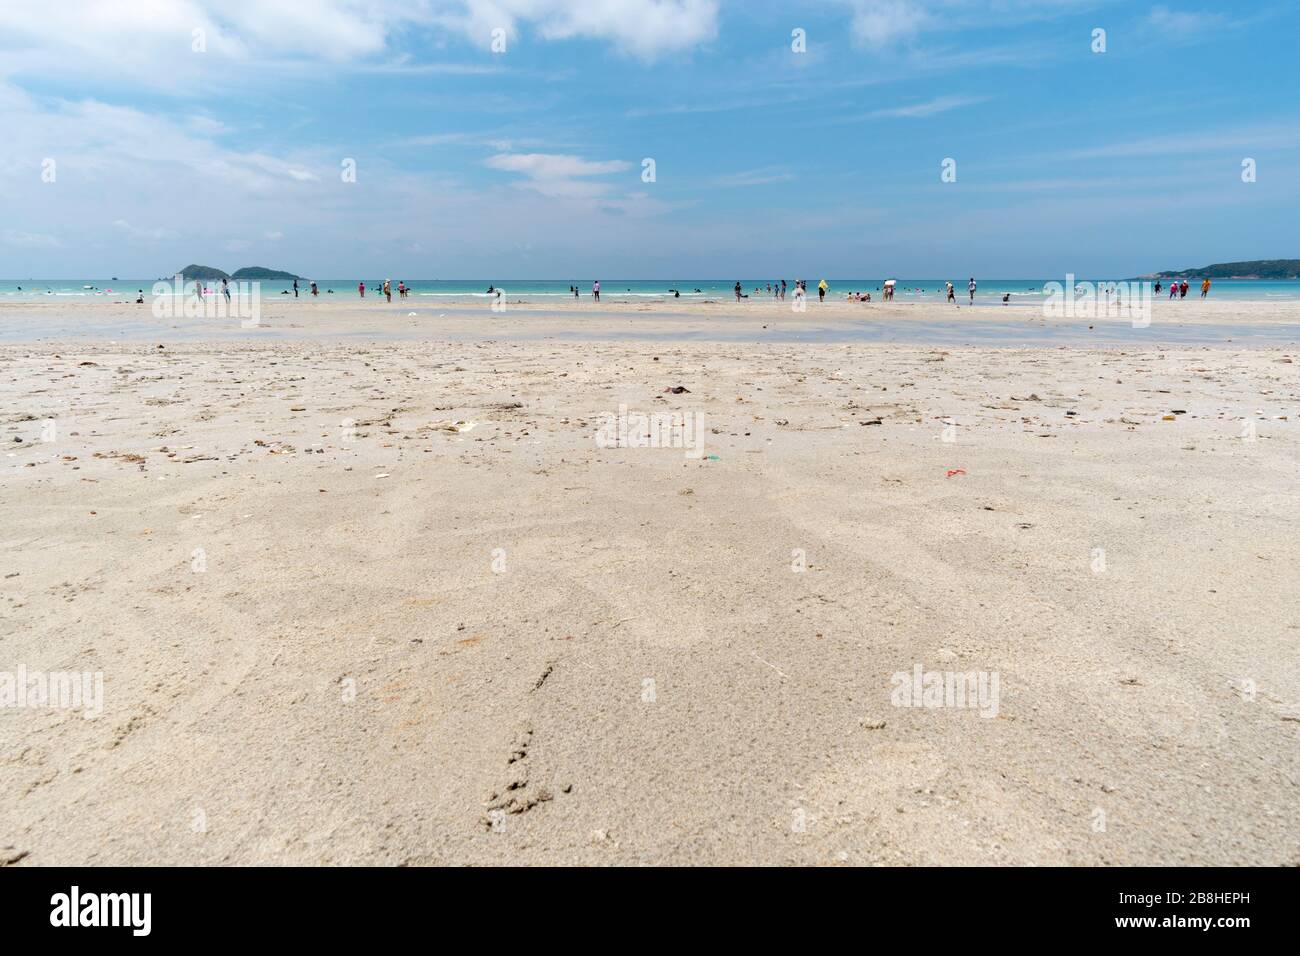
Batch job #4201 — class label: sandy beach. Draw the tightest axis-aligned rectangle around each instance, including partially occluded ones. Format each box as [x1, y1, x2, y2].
[2, 299, 1297, 866]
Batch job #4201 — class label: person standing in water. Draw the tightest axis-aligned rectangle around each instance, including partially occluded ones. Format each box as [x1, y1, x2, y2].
[1201, 277, 1211, 298]
[383, 279, 392, 302]
[221, 277, 231, 303]
[358, 281, 365, 298]
[818, 279, 828, 302]
[968, 277, 977, 304]
[293, 278, 299, 298]
[592, 279, 600, 302]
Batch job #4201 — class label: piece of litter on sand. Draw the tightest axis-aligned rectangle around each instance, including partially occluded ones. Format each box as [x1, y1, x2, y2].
[374, 473, 390, 479]
[408, 312, 417, 316]
[663, 386, 690, 394]
[946, 468, 966, 478]
[704, 454, 720, 461]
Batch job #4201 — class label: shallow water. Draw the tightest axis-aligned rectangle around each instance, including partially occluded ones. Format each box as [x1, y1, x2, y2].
[3, 308, 1296, 348]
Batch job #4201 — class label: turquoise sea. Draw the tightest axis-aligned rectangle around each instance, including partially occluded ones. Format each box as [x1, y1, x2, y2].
[2, 278, 1299, 304]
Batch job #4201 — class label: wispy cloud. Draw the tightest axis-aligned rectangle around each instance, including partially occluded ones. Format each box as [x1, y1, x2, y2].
[2, 229, 61, 249]
[712, 167, 796, 187]
[866, 94, 986, 118]
[1146, 5, 1226, 39]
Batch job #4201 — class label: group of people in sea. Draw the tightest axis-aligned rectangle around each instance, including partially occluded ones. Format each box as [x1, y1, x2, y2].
[1153, 278, 1211, 299]
[839, 278, 982, 304]
[179, 274, 1215, 308]
[734, 279, 816, 301]
[358, 280, 405, 301]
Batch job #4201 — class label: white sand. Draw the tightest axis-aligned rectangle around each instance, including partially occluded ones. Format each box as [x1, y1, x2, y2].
[1, 299, 1297, 865]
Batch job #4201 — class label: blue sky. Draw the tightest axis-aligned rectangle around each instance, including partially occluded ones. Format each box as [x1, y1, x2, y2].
[1, 0, 1296, 277]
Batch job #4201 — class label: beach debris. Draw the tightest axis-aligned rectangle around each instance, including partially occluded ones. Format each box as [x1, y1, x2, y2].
[946, 469, 966, 478]
[1011, 393, 1041, 402]
[663, 386, 690, 394]
[532, 662, 555, 691]
[861, 718, 887, 730]
[860, 418, 883, 426]
[704, 454, 720, 461]
[374, 473, 390, 479]
[425, 420, 477, 433]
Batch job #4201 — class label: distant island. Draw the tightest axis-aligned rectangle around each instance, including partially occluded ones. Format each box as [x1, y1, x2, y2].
[176, 264, 301, 281]
[1151, 259, 1300, 280]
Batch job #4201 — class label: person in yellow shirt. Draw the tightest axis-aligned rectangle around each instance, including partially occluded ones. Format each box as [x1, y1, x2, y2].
[1200, 277, 1211, 299]
[817, 278, 828, 303]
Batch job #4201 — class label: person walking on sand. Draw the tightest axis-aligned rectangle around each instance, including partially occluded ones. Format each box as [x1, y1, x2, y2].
[1169, 281, 1178, 300]
[968, 277, 977, 304]
[946, 281, 955, 303]
[1201, 277, 1211, 298]
[1180, 279, 1189, 299]
[818, 278, 828, 302]
[221, 277, 231, 304]
[592, 279, 600, 302]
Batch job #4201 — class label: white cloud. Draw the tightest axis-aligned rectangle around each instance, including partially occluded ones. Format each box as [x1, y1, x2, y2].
[835, 0, 1095, 49]
[452, 0, 719, 60]
[0, 0, 719, 93]
[842, 0, 931, 47]
[485, 151, 632, 197]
